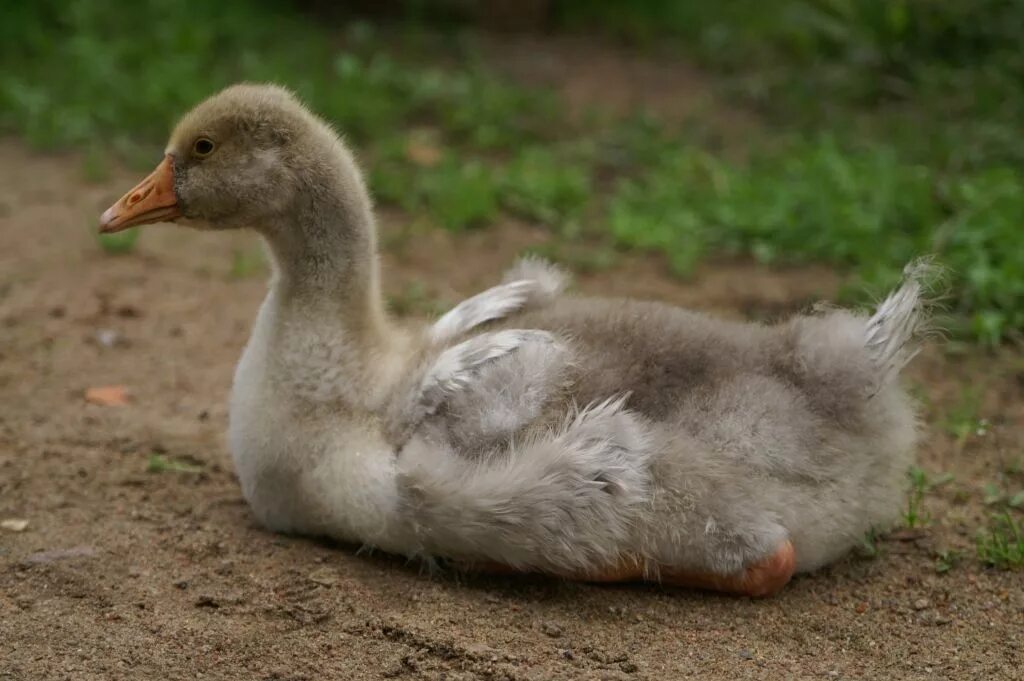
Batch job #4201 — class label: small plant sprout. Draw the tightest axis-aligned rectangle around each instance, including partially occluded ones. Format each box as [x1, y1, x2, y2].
[934, 548, 961, 574]
[903, 467, 953, 528]
[904, 466, 932, 528]
[943, 387, 987, 449]
[983, 482, 1004, 506]
[981, 476, 1024, 509]
[147, 454, 203, 474]
[976, 513, 1024, 570]
[858, 527, 883, 559]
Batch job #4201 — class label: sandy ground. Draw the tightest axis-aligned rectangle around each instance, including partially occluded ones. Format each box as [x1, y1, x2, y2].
[0, 42, 1022, 679]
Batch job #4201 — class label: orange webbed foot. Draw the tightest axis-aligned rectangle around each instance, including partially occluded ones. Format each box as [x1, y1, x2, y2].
[659, 540, 796, 598]
[455, 541, 797, 598]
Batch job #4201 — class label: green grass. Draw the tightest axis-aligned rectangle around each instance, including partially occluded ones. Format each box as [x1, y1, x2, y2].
[563, 0, 1024, 343]
[501, 148, 592, 229]
[933, 548, 961, 575]
[980, 475, 1024, 511]
[96, 228, 141, 255]
[422, 159, 502, 232]
[904, 466, 931, 529]
[943, 387, 987, 447]
[976, 513, 1024, 569]
[857, 527, 883, 560]
[3, 0, 1022, 342]
[903, 466, 953, 529]
[147, 453, 203, 474]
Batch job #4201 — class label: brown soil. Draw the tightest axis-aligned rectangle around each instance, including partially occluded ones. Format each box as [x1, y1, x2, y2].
[0, 93, 1022, 681]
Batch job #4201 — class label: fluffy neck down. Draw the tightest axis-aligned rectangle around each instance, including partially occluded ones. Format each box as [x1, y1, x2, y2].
[251, 141, 408, 410]
[260, 142, 390, 347]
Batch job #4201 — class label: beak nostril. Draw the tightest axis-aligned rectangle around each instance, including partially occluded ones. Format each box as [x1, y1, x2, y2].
[127, 185, 153, 206]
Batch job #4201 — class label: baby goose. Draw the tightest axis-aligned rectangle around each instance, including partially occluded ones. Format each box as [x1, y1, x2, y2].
[100, 84, 933, 597]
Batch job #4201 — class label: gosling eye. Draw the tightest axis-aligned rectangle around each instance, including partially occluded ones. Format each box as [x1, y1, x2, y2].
[193, 137, 215, 157]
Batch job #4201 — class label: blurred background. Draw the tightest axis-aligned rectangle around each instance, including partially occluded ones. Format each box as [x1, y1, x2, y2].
[2, 0, 1022, 343]
[2, 5, 1023, 673]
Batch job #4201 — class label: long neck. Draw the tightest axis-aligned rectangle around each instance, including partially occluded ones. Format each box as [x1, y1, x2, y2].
[248, 141, 415, 411]
[260, 162, 390, 346]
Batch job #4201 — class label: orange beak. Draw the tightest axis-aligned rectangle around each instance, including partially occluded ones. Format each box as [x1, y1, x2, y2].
[99, 155, 182, 233]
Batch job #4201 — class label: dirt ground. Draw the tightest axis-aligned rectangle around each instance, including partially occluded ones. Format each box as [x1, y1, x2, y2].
[1, 39, 1022, 680]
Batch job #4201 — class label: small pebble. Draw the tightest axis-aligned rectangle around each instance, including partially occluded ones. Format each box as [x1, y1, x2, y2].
[913, 598, 931, 611]
[308, 567, 339, 586]
[116, 305, 141, 318]
[738, 649, 754, 660]
[96, 329, 120, 347]
[1, 518, 29, 532]
[541, 621, 563, 638]
[22, 545, 96, 564]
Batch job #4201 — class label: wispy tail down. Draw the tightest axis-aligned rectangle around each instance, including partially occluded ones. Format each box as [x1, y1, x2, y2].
[864, 258, 943, 383]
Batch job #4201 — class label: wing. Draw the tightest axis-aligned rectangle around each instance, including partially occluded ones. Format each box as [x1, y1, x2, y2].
[419, 329, 556, 417]
[388, 329, 558, 444]
[429, 256, 568, 344]
[430, 280, 540, 344]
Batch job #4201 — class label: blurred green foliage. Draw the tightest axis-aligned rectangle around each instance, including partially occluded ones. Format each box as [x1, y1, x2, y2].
[502, 148, 592, 228]
[1, 0, 1022, 342]
[0, 1, 555, 159]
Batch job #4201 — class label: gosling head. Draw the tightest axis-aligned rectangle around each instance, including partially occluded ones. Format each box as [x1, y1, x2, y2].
[100, 84, 353, 235]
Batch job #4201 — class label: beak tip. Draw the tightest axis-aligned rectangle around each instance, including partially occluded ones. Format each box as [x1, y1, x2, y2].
[99, 206, 119, 233]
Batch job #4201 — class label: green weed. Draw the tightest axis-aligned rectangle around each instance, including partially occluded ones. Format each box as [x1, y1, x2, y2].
[857, 527, 883, 559]
[903, 467, 952, 528]
[421, 159, 501, 231]
[943, 387, 986, 446]
[981, 480, 1024, 510]
[501, 148, 591, 229]
[904, 466, 931, 528]
[934, 548, 961, 574]
[147, 454, 203, 474]
[976, 513, 1024, 569]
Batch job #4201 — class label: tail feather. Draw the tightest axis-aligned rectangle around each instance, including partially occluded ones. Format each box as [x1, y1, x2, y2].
[864, 258, 941, 383]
